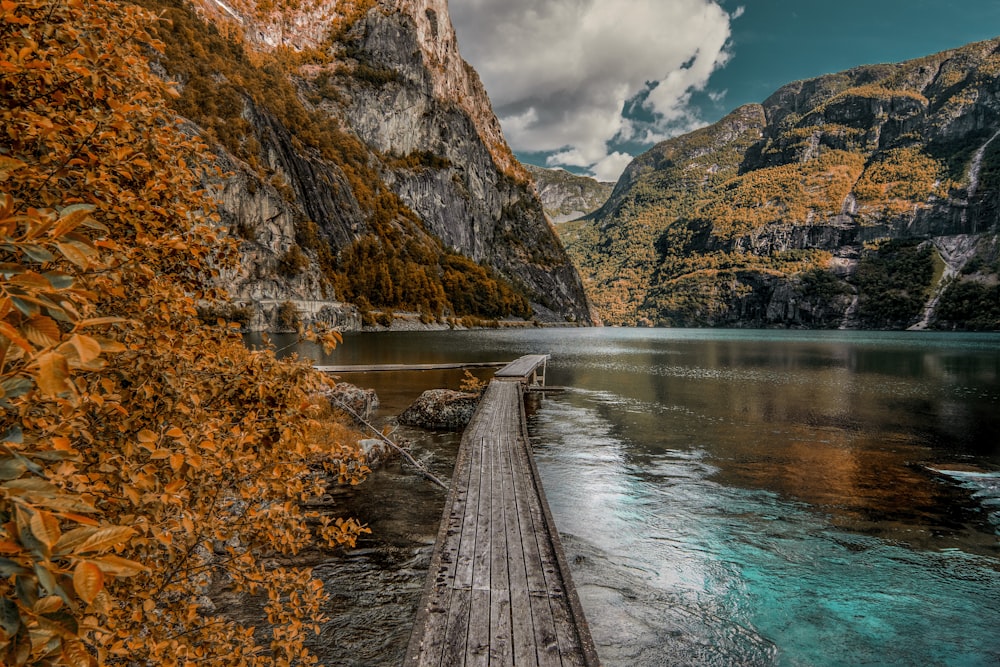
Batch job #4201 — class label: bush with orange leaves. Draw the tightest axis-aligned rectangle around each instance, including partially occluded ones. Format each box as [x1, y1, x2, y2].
[1, 1, 368, 665]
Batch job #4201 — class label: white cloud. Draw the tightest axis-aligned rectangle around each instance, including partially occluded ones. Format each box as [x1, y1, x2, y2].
[450, 0, 732, 180]
[590, 152, 636, 182]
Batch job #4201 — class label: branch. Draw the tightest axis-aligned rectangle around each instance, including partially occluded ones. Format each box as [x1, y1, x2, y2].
[328, 396, 448, 491]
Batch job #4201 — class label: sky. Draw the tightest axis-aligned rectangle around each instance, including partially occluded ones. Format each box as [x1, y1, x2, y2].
[449, 0, 1000, 181]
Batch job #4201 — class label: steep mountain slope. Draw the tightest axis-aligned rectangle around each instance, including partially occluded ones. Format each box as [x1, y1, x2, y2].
[524, 165, 615, 223]
[566, 39, 1000, 329]
[139, 0, 591, 329]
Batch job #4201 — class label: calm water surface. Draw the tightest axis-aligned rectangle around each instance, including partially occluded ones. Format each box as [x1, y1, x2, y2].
[265, 328, 1000, 666]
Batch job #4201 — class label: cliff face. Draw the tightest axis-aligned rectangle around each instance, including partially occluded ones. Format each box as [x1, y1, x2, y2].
[524, 166, 614, 223]
[337, 2, 590, 321]
[143, 0, 591, 329]
[565, 39, 1000, 329]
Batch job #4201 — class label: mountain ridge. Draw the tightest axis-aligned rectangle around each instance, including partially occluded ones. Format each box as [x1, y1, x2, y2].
[142, 0, 592, 329]
[562, 37, 1000, 329]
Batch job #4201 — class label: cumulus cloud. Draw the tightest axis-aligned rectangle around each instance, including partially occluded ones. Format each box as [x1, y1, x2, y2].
[449, 0, 733, 180]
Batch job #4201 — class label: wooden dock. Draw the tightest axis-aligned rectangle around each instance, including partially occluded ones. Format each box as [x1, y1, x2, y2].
[405, 355, 598, 666]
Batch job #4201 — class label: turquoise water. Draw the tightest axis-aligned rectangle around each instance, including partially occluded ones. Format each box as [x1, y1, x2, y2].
[274, 328, 1000, 665]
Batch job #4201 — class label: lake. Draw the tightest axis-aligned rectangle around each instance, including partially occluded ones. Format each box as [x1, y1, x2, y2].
[260, 328, 1000, 666]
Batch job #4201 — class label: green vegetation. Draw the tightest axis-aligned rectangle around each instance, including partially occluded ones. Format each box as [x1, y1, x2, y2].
[936, 280, 1000, 330]
[853, 240, 938, 328]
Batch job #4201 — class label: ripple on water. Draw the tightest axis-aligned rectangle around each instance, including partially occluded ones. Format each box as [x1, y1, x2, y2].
[530, 393, 1000, 667]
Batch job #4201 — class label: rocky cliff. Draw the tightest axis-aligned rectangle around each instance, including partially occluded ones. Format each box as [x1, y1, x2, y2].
[524, 165, 615, 223]
[564, 38, 1000, 330]
[140, 0, 592, 329]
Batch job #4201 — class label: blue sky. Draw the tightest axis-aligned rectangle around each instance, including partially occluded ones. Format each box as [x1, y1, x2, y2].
[450, 0, 1000, 181]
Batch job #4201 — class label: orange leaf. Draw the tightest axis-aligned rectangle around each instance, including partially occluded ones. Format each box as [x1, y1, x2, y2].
[75, 526, 136, 554]
[67, 333, 101, 364]
[54, 526, 98, 555]
[73, 561, 104, 605]
[75, 316, 127, 328]
[29, 510, 61, 550]
[51, 204, 95, 239]
[169, 452, 184, 471]
[0, 539, 21, 554]
[89, 554, 145, 577]
[35, 351, 72, 397]
[137, 429, 157, 444]
[0, 320, 33, 352]
[33, 595, 63, 615]
[23, 315, 61, 347]
[55, 241, 92, 268]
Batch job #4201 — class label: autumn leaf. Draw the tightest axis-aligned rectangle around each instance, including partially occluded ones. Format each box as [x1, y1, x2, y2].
[75, 526, 136, 554]
[23, 315, 62, 347]
[29, 510, 61, 550]
[73, 561, 105, 605]
[35, 350, 72, 397]
[89, 554, 145, 577]
[67, 333, 101, 364]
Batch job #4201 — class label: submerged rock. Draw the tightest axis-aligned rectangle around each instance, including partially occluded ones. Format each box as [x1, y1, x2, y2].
[398, 389, 481, 430]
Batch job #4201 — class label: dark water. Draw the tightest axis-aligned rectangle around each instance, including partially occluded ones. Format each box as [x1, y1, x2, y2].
[259, 328, 1000, 666]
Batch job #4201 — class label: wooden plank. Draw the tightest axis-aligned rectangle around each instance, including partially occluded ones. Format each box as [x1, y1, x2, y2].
[496, 384, 537, 666]
[405, 375, 484, 666]
[511, 386, 600, 666]
[489, 383, 513, 665]
[466, 589, 491, 666]
[507, 399, 562, 666]
[440, 587, 471, 667]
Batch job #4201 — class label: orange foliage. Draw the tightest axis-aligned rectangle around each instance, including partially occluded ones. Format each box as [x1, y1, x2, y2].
[1, 2, 367, 665]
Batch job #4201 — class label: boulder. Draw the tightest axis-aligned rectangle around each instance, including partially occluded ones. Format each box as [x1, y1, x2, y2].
[398, 389, 480, 430]
[323, 383, 379, 422]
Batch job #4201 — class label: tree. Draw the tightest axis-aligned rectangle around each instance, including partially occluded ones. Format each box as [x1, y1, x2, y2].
[1, 2, 367, 665]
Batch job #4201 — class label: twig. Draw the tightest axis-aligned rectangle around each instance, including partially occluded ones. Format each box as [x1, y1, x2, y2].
[328, 396, 448, 491]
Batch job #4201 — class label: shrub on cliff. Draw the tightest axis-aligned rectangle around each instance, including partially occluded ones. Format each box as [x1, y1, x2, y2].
[0, 2, 366, 665]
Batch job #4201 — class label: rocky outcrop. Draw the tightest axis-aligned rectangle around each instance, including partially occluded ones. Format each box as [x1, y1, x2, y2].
[525, 165, 614, 223]
[323, 383, 380, 422]
[398, 389, 480, 430]
[336, 2, 592, 322]
[565, 39, 1000, 330]
[153, 0, 591, 329]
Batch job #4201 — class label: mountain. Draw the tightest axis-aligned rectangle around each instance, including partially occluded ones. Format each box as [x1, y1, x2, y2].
[524, 165, 615, 223]
[563, 38, 1000, 330]
[138, 0, 592, 329]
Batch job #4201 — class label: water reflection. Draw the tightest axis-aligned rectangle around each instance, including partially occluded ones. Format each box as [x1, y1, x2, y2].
[531, 391, 1000, 666]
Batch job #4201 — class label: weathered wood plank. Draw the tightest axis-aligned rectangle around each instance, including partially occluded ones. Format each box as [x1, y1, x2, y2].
[506, 399, 562, 666]
[440, 588, 471, 667]
[488, 384, 513, 665]
[511, 386, 599, 666]
[466, 589, 491, 666]
[497, 387, 540, 666]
